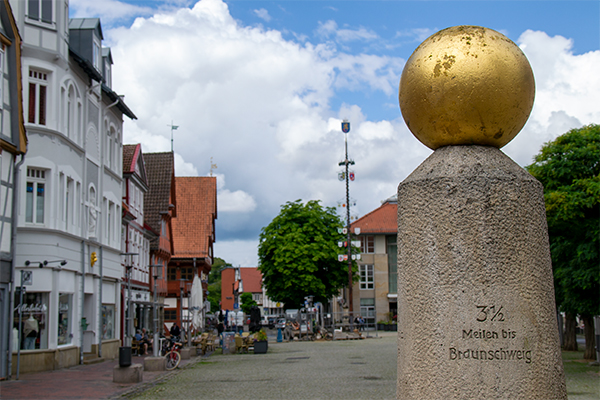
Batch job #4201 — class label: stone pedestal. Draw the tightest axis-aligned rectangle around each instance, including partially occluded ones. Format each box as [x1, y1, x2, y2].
[143, 356, 166, 371]
[113, 363, 143, 383]
[397, 146, 567, 399]
[180, 347, 191, 360]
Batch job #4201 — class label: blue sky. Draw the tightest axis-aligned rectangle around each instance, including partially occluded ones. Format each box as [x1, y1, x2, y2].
[71, 0, 600, 266]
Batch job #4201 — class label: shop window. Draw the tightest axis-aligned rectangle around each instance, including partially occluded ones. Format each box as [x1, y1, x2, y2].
[58, 293, 72, 345]
[14, 291, 48, 350]
[102, 304, 115, 340]
[359, 264, 374, 290]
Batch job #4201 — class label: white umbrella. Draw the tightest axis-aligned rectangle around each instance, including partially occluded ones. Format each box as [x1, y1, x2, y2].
[190, 275, 203, 331]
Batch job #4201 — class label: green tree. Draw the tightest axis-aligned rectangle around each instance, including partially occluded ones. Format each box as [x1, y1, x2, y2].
[526, 124, 600, 359]
[207, 257, 229, 313]
[240, 292, 257, 315]
[258, 199, 356, 309]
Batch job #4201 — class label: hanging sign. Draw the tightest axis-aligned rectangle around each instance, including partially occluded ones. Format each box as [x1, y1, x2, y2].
[354, 227, 361, 235]
[338, 241, 343, 248]
[349, 172, 355, 181]
[342, 228, 347, 234]
[337, 228, 343, 234]
[338, 172, 345, 181]
[338, 255, 344, 262]
[342, 121, 350, 133]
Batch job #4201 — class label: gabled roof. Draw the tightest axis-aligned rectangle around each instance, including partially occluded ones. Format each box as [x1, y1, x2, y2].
[69, 17, 103, 40]
[172, 176, 217, 258]
[122, 143, 148, 190]
[240, 268, 262, 293]
[144, 152, 176, 235]
[351, 197, 398, 235]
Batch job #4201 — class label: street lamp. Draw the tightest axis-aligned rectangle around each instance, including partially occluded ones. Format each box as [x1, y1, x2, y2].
[150, 264, 162, 357]
[120, 252, 138, 366]
[179, 278, 186, 343]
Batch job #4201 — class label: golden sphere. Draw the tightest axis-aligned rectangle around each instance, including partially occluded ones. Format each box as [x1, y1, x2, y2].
[399, 26, 535, 150]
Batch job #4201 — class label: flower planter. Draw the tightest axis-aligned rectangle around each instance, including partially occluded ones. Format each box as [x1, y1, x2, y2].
[253, 340, 268, 354]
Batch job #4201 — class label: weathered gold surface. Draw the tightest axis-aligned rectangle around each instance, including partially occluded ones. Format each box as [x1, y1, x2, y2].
[399, 26, 535, 149]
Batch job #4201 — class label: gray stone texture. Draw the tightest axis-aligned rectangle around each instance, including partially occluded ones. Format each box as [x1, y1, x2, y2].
[113, 363, 143, 383]
[143, 356, 166, 371]
[397, 146, 567, 399]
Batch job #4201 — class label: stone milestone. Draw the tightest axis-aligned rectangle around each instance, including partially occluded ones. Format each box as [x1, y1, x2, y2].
[396, 26, 567, 399]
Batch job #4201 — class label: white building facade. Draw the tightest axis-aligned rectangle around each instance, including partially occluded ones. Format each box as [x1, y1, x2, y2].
[9, 0, 135, 374]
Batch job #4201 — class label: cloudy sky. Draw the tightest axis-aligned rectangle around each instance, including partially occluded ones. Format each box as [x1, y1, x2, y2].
[71, 0, 600, 267]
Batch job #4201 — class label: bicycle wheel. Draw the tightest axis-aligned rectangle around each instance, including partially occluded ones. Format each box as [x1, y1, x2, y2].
[165, 350, 181, 370]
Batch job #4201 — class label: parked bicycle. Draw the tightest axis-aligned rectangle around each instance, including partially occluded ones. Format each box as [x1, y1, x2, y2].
[162, 336, 183, 370]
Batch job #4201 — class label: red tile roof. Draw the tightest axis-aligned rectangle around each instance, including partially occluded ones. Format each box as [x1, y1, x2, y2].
[143, 152, 176, 242]
[172, 176, 217, 258]
[123, 144, 137, 174]
[240, 268, 262, 293]
[351, 200, 397, 234]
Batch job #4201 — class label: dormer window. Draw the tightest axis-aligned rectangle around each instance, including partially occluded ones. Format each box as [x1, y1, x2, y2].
[28, 0, 53, 24]
[93, 40, 101, 70]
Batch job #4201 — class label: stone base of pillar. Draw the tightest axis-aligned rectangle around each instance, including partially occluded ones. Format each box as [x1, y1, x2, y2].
[143, 356, 166, 371]
[113, 364, 143, 383]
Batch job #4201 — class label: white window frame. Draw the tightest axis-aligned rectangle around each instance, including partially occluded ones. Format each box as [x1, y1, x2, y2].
[25, 168, 47, 225]
[27, 0, 54, 25]
[359, 264, 374, 290]
[27, 69, 48, 126]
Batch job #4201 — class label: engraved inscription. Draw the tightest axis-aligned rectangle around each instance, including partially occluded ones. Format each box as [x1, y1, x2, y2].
[449, 304, 531, 363]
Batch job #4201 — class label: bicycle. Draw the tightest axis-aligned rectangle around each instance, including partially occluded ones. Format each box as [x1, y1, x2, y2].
[162, 337, 183, 370]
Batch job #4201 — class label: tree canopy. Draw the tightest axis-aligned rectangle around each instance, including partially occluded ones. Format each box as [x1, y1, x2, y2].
[207, 257, 229, 313]
[258, 200, 355, 308]
[526, 124, 599, 316]
[526, 124, 599, 356]
[240, 292, 257, 315]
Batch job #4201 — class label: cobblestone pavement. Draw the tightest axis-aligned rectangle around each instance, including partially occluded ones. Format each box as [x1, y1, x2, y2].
[130, 332, 398, 400]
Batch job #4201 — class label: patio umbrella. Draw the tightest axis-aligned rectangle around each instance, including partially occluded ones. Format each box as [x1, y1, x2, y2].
[190, 275, 203, 331]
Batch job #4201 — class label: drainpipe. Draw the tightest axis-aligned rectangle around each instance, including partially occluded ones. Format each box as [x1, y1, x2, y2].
[97, 246, 103, 358]
[80, 241, 85, 365]
[7, 154, 25, 380]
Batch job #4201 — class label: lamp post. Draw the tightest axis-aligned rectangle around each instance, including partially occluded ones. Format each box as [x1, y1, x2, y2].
[150, 264, 162, 357]
[179, 278, 185, 343]
[120, 252, 138, 365]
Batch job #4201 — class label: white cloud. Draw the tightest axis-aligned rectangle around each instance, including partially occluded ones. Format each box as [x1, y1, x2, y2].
[253, 8, 271, 22]
[503, 30, 600, 166]
[103, 0, 598, 264]
[218, 189, 257, 213]
[214, 239, 259, 267]
[316, 20, 378, 42]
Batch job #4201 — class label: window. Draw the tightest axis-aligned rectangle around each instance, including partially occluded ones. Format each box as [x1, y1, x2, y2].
[28, 69, 48, 125]
[93, 40, 101, 70]
[360, 235, 375, 254]
[27, 0, 53, 23]
[65, 177, 73, 228]
[387, 236, 397, 294]
[164, 309, 176, 321]
[102, 305, 115, 340]
[359, 264, 374, 290]
[14, 291, 48, 350]
[107, 201, 114, 241]
[168, 267, 177, 281]
[181, 267, 193, 280]
[0, 49, 4, 112]
[26, 168, 46, 224]
[359, 298, 376, 326]
[253, 293, 262, 303]
[58, 293, 72, 345]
